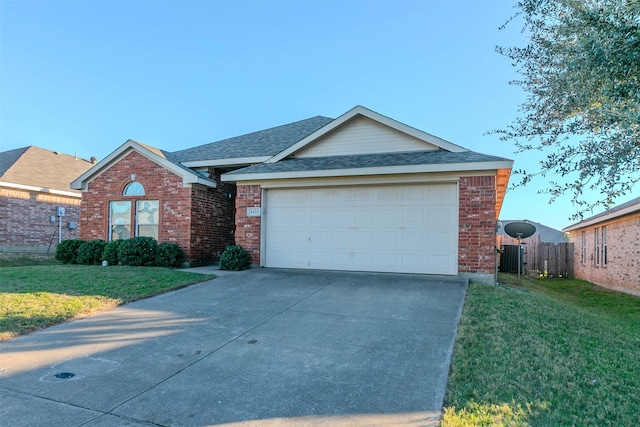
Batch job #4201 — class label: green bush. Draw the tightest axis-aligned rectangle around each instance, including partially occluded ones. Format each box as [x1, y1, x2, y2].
[55, 239, 84, 264]
[102, 239, 125, 266]
[117, 237, 158, 266]
[77, 240, 107, 265]
[156, 243, 186, 268]
[219, 245, 251, 271]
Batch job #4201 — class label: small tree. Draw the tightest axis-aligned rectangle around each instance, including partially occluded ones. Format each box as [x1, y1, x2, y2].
[495, 0, 640, 219]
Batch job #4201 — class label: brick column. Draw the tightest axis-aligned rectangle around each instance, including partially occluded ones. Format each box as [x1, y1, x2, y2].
[458, 176, 497, 282]
[235, 184, 261, 265]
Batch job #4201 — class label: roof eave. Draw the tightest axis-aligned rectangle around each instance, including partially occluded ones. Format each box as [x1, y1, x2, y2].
[222, 160, 514, 182]
[1, 181, 82, 198]
[181, 156, 271, 168]
[563, 202, 640, 231]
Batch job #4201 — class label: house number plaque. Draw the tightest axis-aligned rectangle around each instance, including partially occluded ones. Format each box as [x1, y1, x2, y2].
[247, 207, 261, 217]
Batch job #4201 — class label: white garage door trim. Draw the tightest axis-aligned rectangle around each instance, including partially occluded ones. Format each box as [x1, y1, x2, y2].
[263, 183, 458, 275]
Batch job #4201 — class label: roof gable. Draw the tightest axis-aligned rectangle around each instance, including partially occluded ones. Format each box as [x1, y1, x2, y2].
[0, 146, 94, 194]
[268, 105, 466, 163]
[71, 140, 216, 191]
[293, 115, 441, 158]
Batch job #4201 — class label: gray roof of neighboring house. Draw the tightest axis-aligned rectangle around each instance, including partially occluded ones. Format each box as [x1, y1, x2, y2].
[171, 116, 334, 162]
[0, 146, 94, 193]
[498, 220, 568, 244]
[225, 150, 510, 175]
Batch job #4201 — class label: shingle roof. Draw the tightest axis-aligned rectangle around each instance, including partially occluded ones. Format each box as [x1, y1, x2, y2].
[498, 220, 568, 244]
[0, 146, 94, 193]
[225, 150, 510, 175]
[171, 116, 334, 162]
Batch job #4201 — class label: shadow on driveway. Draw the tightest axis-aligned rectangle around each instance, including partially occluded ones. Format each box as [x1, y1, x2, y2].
[0, 269, 467, 426]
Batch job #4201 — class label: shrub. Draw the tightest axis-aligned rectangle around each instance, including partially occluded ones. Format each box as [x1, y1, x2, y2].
[77, 240, 107, 265]
[55, 239, 84, 264]
[156, 243, 186, 268]
[102, 239, 125, 266]
[117, 237, 158, 266]
[219, 245, 251, 271]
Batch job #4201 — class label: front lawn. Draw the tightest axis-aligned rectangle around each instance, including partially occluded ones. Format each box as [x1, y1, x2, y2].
[443, 273, 640, 426]
[0, 262, 215, 340]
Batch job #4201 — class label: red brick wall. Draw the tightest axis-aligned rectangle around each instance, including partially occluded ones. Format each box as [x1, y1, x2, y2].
[189, 169, 236, 263]
[458, 176, 497, 275]
[569, 213, 640, 295]
[0, 188, 81, 252]
[79, 151, 236, 264]
[234, 184, 261, 264]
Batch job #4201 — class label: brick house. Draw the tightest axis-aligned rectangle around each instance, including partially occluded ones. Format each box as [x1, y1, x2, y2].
[563, 196, 640, 296]
[72, 106, 513, 282]
[0, 146, 96, 253]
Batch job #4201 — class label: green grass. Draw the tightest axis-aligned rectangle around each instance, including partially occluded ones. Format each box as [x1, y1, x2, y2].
[0, 262, 215, 340]
[443, 273, 640, 426]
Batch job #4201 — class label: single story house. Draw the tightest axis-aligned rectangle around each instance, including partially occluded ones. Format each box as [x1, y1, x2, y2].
[563, 196, 640, 296]
[71, 106, 513, 283]
[0, 146, 96, 253]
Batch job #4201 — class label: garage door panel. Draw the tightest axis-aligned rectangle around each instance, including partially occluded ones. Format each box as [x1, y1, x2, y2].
[265, 184, 458, 275]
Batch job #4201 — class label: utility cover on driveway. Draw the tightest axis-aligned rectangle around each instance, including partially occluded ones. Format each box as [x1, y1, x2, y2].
[0, 269, 467, 427]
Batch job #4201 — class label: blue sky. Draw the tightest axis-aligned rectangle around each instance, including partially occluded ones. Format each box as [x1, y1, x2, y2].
[0, 0, 609, 230]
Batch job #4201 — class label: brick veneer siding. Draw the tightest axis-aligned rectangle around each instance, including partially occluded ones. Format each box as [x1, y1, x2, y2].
[0, 188, 81, 253]
[234, 184, 262, 264]
[458, 176, 498, 276]
[235, 177, 499, 277]
[189, 169, 236, 262]
[79, 151, 234, 264]
[569, 213, 640, 296]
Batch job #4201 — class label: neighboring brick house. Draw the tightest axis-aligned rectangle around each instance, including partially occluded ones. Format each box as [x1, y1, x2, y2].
[72, 106, 513, 282]
[563, 197, 640, 296]
[0, 146, 95, 253]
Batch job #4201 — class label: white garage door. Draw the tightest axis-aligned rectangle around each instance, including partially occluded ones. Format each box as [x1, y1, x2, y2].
[264, 183, 458, 275]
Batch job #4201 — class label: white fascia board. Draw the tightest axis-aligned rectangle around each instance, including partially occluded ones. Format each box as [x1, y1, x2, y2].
[181, 156, 271, 168]
[563, 203, 640, 231]
[183, 174, 217, 187]
[1, 181, 82, 198]
[222, 160, 514, 182]
[267, 105, 466, 164]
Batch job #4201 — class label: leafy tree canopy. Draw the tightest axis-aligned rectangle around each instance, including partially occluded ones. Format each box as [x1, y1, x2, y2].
[496, 0, 640, 220]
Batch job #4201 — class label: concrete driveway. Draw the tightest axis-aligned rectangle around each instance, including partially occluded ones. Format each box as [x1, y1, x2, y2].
[0, 269, 467, 427]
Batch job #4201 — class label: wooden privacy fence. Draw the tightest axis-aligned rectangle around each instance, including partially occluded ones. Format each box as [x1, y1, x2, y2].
[500, 240, 574, 277]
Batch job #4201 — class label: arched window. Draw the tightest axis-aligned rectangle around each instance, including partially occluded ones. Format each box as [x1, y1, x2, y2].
[109, 180, 159, 241]
[123, 181, 145, 196]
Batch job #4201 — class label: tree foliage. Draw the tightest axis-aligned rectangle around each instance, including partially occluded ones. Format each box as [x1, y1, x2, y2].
[496, 0, 640, 219]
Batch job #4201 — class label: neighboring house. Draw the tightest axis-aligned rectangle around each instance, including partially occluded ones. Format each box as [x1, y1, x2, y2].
[0, 146, 96, 253]
[563, 196, 640, 296]
[72, 106, 513, 282]
[497, 220, 569, 246]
